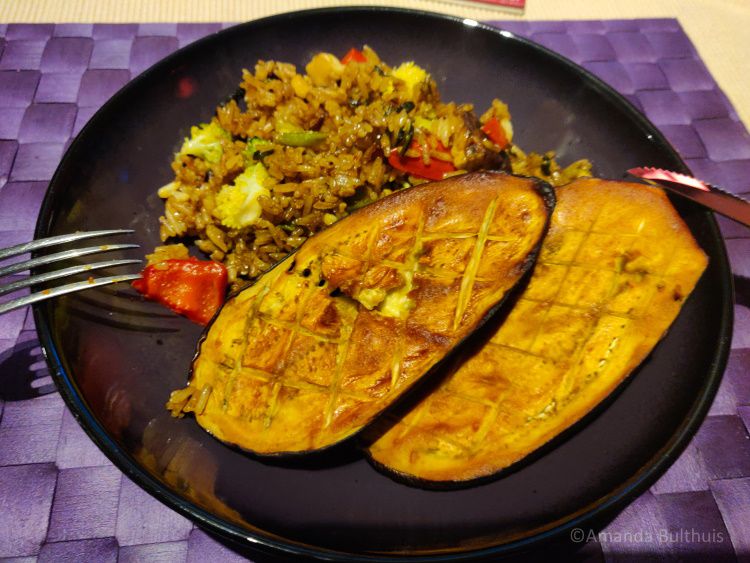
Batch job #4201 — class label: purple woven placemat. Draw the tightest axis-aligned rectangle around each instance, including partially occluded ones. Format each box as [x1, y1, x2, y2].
[0, 19, 749, 562]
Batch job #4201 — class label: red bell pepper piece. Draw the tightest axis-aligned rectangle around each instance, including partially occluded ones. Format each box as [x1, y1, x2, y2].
[481, 116, 509, 148]
[388, 139, 456, 181]
[132, 258, 228, 325]
[341, 47, 367, 64]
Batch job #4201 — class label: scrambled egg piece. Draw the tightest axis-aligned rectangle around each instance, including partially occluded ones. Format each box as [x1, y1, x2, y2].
[305, 53, 344, 86]
[393, 61, 428, 97]
[213, 163, 270, 229]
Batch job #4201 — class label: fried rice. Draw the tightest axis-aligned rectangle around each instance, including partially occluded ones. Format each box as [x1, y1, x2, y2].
[154, 46, 591, 287]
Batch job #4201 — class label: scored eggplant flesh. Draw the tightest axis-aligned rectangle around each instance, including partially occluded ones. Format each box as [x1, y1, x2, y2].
[366, 177, 709, 485]
[168, 172, 555, 455]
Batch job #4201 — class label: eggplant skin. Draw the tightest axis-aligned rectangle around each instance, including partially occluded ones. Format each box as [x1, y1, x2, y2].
[168, 172, 554, 456]
[366, 178, 708, 485]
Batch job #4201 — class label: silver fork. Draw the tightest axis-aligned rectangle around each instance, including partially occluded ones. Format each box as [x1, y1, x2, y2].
[0, 229, 142, 316]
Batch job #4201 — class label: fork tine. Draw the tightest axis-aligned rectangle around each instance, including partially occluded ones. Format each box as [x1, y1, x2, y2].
[0, 258, 142, 297]
[0, 244, 139, 278]
[0, 229, 135, 261]
[0, 274, 142, 316]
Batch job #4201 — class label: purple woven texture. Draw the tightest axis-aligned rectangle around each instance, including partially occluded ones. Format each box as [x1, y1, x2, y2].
[0, 19, 749, 562]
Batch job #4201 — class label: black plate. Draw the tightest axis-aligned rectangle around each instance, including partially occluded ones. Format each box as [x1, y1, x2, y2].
[34, 7, 733, 561]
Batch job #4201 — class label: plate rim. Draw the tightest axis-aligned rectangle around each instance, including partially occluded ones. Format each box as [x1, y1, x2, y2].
[32, 7, 734, 561]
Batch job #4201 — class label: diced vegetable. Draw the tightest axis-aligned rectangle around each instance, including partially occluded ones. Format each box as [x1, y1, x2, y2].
[388, 139, 456, 181]
[178, 121, 231, 164]
[341, 47, 367, 64]
[213, 163, 270, 229]
[132, 258, 228, 325]
[481, 116, 509, 148]
[275, 131, 327, 147]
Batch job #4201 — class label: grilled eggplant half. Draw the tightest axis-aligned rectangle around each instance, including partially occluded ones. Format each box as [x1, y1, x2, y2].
[168, 172, 555, 455]
[367, 178, 708, 484]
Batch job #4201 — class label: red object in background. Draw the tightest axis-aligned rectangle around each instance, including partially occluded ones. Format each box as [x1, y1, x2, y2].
[176, 76, 196, 98]
[341, 47, 367, 64]
[481, 116, 509, 147]
[435, 0, 525, 14]
[132, 258, 227, 325]
[388, 139, 456, 181]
